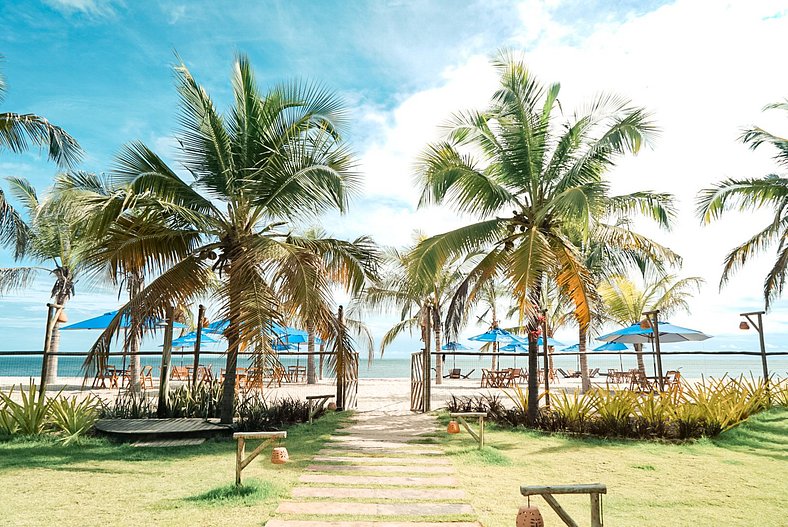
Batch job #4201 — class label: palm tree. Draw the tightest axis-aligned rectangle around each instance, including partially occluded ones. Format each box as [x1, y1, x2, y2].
[364, 239, 477, 384]
[411, 51, 664, 423]
[0, 178, 82, 382]
[600, 273, 703, 374]
[697, 100, 788, 309]
[79, 55, 371, 424]
[0, 56, 81, 171]
[277, 228, 380, 384]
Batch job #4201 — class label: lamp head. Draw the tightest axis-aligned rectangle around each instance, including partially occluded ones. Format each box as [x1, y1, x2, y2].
[639, 319, 651, 329]
[739, 321, 750, 331]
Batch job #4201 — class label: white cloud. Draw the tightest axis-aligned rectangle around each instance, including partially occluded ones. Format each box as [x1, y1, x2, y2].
[43, 0, 119, 17]
[350, 0, 788, 345]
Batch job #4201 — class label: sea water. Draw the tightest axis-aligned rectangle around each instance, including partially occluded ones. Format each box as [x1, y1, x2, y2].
[1, 351, 786, 381]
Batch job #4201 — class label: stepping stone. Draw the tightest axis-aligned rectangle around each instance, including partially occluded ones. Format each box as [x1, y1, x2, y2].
[267, 521, 481, 527]
[131, 438, 205, 448]
[318, 446, 443, 456]
[326, 439, 443, 451]
[299, 474, 458, 487]
[313, 456, 452, 465]
[291, 487, 466, 500]
[329, 436, 431, 445]
[276, 501, 475, 516]
[306, 464, 448, 474]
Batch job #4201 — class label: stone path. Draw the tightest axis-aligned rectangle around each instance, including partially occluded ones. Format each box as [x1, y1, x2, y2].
[267, 412, 481, 527]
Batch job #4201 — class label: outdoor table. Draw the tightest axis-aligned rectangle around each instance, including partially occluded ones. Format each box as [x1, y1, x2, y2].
[485, 370, 512, 388]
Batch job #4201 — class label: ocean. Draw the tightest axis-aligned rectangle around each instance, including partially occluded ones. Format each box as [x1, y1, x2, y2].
[1, 351, 786, 381]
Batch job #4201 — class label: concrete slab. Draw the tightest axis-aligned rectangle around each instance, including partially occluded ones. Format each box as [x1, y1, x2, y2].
[276, 501, 474, 516]
[312, 456, 452, 465]
[299, 474, 458, 487]
[291, 487, 466, 500]
[266, 521, 481, 527]
[306, 464, 448, 474]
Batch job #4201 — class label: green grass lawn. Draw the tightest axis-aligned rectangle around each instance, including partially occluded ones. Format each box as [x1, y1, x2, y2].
[439, 407, 788, 527]
[0, 412, 348, 527]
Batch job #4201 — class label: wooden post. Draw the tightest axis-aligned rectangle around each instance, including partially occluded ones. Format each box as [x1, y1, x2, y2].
[644, 310, 664, 391]
[192, 304, 205, 386]
[39, 303, 63, 396]
[478, 414, 485, 448]
[520, 483, 607, 527]
[450, 412, 486, 449]
[742, 310, 770, 400]
[590, 492, 602, 527]
[235, 436, 245, 486]
[234, 431, 287, 485]
[422, 303, 432, 413]
[157, 304, 174, 417]
[541, 310, 550, 408]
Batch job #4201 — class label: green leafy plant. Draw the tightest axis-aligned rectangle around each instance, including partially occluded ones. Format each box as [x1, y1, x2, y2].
[236, 395, 312, 432]
[633, 391, 675, 437]
[0, 398, 19, 436]
[0, 383, 58, 436]
[551, 390, 595, 433]
[590, 389, 635, 437]
[100, 390, 156, 419]
[49, 395, 101, 444]
[166, 380, 223, 419]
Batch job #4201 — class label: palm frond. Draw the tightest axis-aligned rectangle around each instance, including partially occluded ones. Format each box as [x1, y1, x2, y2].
[0, 113, 82, 168]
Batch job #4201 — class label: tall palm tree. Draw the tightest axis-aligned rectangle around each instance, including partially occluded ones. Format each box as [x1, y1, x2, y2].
[0, 178, 82, 382]
[411, 51, 665, 422]
[600, 273, 703, 374]
[79, 55, 370, 423]
[697, 100, 788, 309]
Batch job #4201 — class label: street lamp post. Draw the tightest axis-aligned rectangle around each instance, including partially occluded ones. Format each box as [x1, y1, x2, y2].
[739, 310, 770, 396]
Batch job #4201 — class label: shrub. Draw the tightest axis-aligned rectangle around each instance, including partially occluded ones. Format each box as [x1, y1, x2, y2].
[236, 394, 312, 432]
[166, 380, 223, 419]
[49, 395, 102, 444]
[589, 389, 635, 437]
[0, 383, 57, 436]
[550, 390, 595, 433]
[100, 390, 156, 419]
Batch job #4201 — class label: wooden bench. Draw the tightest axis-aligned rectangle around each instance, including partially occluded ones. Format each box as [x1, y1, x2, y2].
[449, 412, 486, 449]
[306, 394, 335, 424]
[233, 431, 287, 485]
[520, 483, 607, 527]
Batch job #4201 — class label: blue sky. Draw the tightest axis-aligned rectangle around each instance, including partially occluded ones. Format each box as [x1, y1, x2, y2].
[2, 0, 788, 356]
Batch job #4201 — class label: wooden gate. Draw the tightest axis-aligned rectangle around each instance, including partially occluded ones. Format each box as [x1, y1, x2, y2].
[410, 351, 424, 412]
[337, 352, 359, 410]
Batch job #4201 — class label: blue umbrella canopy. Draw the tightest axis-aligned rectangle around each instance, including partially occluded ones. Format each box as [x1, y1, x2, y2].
[598, 322, 712, 344]
[204, 320, 319, 343]
[469, 327, 516, 343]
[561, 343, 580, 352]
[442, 341, 470, 350]
[272, 343, 298, 351]
[63, 310, 186, 330]
[592, 341, 628, 351]
[500, 336, 565, 352]
[167, 332, 218, 348]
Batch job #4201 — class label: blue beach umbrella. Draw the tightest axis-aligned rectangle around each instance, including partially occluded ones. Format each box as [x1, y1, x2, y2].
[168, 332, 218, 348]
[442, 341, 469, 351]
[593, 341, 629, 370]
[501, 336, 566, 352]
[597, 322, 711, 344]
[561, 344, 579, 352]
[62, 310, 187, 330]
[469, 327, 516, 343]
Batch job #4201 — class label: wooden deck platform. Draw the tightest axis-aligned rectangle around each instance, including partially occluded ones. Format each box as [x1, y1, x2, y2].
[95, 418, 233, 440]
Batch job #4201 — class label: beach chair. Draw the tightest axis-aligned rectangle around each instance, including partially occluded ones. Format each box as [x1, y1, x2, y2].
[170, 366, 189, 381]
[629, 370, 654, 393]
[444, 368, 461, 379]
[508, 368, 524, 385]
[481, 368, 491, 387]
[589, 368, 600, 378]
[665, 370, 683, 398]
[140, 365, 154, 389]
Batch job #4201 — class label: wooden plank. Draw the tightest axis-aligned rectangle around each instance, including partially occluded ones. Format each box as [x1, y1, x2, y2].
[306, 394, 335, 400]
[520, 483, 607, 496]
[233, 431, 287, 440]
[590, 493, 602, 527]
[449, 412, 487, 418]
[542, 493, 579, 527]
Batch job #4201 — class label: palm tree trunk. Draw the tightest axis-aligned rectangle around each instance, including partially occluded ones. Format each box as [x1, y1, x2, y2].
[127, 273, 143, 394]
[634, 342, 646, 375]
[44, 294, 68, 385]
[306, 322, 316, 385]
[579, 325, 590, 393]
[433, 309, 442, 385]
[319, 340, 325, 380]
[219, 280, 241, 425]
[526, 282, 541, 426]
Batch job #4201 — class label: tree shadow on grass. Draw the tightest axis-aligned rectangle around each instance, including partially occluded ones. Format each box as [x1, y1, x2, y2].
[185, 479, 283, 507]
[713, 407, 788, 462]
